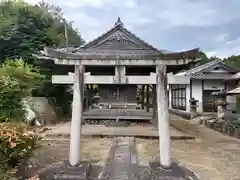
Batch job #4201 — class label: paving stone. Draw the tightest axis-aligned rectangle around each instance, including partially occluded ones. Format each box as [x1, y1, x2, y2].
[99, 137, 139, 180]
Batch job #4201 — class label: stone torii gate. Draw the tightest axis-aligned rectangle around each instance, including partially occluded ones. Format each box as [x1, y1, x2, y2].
[52, 65, 190, 166]
[37, 18, 200, 179]
[40, 47, 194, 167]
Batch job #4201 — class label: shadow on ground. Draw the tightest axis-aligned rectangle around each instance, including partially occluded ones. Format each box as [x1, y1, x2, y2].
[17, 163, 151, 180]
[17, 160, 102, 180]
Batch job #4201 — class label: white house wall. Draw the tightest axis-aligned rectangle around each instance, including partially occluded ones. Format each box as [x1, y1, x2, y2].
[192, 79, 235, 113]
[186, 84, 191, 112]
[168, 87, 172, 108]
[171, 60, 238, 116]
[227, 95, 237, 112]
[191, 80, 203, 113]
[226, 82, 237, 112]
[192, 79, 225, 113]
[203, 80, 225, 90]
[168, 79, 236, 114]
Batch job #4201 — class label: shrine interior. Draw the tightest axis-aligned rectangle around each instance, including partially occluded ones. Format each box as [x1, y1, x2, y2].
[81, 64, 195, 123]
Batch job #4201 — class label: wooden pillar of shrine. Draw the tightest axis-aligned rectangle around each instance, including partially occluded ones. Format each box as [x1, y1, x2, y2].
[146, 85, 150, 112]
[152, 84, 157, 124]
[69, 65, 84, 166]
[85, 85, 89, 111]
[141, 85, 145, 109]
[156, 64, 171, 168]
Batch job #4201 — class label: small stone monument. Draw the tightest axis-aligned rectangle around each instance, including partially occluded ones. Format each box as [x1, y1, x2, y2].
[216, 100, 227, 123]
[212, 89, 227, 122]
[91, 92, 102, 109]
[189, 97, 199, 119]
[217, 104, 224, 120]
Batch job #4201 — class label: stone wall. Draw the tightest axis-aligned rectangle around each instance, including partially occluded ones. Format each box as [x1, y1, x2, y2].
[169, 109, 191, 119]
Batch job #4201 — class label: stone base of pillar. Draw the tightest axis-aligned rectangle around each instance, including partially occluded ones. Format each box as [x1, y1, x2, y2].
[151, 117, 158, 127]
[39, 161, 91, 180]
[147, 162, 200, 180]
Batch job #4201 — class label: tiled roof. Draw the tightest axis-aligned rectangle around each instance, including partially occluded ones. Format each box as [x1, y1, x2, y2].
[175, 59, 237, 76]
[39, 18, 200, 61]
[75, 17, 161, 52]
[73, 17, 200, 59]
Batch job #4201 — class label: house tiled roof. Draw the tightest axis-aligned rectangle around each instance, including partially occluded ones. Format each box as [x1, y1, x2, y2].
[175, 59, 237, 76]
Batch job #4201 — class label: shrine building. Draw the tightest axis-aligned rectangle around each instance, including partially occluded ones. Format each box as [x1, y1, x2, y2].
[35, 17, 204, 167]
[36, 17, 201, 124]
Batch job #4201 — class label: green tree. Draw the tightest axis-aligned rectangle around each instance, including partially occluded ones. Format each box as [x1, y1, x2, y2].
[0, 0, 85, 117]
[224, 55, 240, 70]
[198, 51, 209, 65]
[0, 0, 84, 62]
[38, 0, 85, 47]
[0, 4, 52, 63]
[198, 51, 220, 65]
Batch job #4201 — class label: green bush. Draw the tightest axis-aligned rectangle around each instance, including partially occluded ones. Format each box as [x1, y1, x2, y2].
[0, 122, 39, 178]
[0, 59, 44, 122]
[0, 75, 25, 122]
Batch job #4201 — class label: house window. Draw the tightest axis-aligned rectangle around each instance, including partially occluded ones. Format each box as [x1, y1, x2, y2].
[171, 84, 186, 110]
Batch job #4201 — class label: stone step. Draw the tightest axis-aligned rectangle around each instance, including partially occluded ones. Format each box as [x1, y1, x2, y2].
[83, 109, 152, 117]
[99, 137, 139, 180]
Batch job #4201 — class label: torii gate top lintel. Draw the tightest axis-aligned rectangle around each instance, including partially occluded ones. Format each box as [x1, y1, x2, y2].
[40, 47, 200, 66]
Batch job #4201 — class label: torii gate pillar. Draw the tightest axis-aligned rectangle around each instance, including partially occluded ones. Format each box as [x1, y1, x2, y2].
[69, 65, 84, 166]
[156, 65, 171, 168]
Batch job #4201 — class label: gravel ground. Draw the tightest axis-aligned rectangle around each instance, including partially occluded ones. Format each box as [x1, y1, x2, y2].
[19, 137, 112, 179]
[31, 137, 112, 171]
[31, 135, 240, 180]
[136, 114, 240, 180]
[25, 114, 240, 180]
[136, 138, 240, 180]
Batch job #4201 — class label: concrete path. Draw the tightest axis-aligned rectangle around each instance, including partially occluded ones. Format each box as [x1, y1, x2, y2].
[99, 137, 139, 180]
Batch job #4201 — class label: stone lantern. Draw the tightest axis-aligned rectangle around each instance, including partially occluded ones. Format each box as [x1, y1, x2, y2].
[189, 97, 199, 118]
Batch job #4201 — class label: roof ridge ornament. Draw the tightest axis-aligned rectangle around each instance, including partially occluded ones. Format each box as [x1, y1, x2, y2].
[114, 17, 124, 27]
